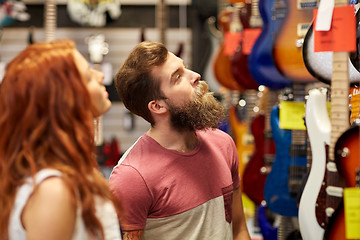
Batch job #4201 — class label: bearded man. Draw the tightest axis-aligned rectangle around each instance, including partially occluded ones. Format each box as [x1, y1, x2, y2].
[109, 41, 250, 240]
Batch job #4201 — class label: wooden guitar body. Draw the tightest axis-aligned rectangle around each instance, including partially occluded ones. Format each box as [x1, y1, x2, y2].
[272, 0, 317, 83]
[324, 125, 360, 240]
[248, 0, 292, 90]
[263, 106, 307, 217]
[242, 113, 267, 205]
[214, 8, 244, 91]
[229, 105, 255, 184]
[213, 43, 243, 91]
[298, 88, 329, 240]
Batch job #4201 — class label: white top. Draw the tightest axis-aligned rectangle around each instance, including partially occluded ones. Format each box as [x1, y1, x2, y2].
[8, 168, 122, 240]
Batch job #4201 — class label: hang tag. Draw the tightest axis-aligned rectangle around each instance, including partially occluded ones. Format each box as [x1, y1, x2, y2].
[344, 188, 360, 239]
[279, 101, 306, 130]
[242, 28, 261, 55]
[224, 32, 242, 56]
[315, 0, 334, 31]
[314, 5, 356, 52]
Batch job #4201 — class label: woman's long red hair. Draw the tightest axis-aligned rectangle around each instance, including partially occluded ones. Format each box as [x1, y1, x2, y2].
[0, 40, 121, 239]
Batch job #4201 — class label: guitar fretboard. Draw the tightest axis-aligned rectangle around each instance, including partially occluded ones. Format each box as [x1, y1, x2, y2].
[44, 0, 56, 42]
[330, 51, 350, 161]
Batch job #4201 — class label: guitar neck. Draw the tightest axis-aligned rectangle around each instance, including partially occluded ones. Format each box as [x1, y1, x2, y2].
[264, 89, 278, 134]
[330, 52, 350, 161]
[249, 0, 262, 27]
[156, 0, 167, 45]
[44, 0, 56, 42]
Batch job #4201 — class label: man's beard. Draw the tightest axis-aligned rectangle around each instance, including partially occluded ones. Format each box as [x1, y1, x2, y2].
[166, 81, 225, 131]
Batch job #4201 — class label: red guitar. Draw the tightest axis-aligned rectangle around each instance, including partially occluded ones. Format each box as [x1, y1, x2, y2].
[231, 0, 260, 90]
[242, 87, 277, 205]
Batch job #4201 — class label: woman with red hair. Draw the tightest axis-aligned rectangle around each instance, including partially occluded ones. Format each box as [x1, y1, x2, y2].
[0, 40, 122, 240]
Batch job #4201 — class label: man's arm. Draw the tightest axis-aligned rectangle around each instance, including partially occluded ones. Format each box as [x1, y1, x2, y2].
[232, 187, 251, 240]
[122, 229, 144, 240]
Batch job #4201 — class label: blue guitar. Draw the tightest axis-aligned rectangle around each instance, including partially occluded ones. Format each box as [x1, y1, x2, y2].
[248, 0, 292, 90]
[263, 105, 308, 216]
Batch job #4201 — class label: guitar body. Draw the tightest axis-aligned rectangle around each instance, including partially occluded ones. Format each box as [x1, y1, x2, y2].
[272, 0, 317, 83]
[257, 204, 278, 240]
[298, 88, 329, 240]
[231, 1, 260, 90]
[303, 23, 360, 86]
[213, 44, 243, 91]
[264, 106, 307, 216]
[214, 9, 244, 91]
[228, 105, 255, 183]
[242, 114, 267, 205]
[248, 0, 292, 90]
[324, 125, 360, 240]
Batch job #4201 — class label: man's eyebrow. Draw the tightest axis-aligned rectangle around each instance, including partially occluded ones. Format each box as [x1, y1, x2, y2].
[170, 60, 185, 81]
[170, 68, 181, 80]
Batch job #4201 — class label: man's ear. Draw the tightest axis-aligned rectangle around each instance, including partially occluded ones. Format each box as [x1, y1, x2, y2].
[148, 99, 167, 114]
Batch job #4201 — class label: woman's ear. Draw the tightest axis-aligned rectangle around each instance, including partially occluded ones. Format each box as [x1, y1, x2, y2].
[148, 100, 167, 114]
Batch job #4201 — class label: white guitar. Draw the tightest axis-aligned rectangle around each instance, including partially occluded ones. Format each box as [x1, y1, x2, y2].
[298, 88, 330, 240]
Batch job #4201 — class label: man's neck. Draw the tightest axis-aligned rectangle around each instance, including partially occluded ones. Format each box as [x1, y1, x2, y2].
[146, 126, 198, 153]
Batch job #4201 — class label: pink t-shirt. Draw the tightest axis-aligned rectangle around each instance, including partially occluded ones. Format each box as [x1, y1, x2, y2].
[109, 129, 240, 240]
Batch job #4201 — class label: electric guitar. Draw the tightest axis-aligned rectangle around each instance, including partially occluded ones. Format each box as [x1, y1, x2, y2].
[257, 203, 278, 240]
[231, 0, 261, 90]
[242, 87, 277, 206]
[264, 84, 308, 217]
[302, 21, 360, 86]
[299, 1, 351, 237]
[323, 125, 360, 240]
[299, 88, 330, 240]
[213, 3, 244, 91]
[248, 0, 292, 90]
[272, 0, 318, 83]
[228, 90, 258, 185]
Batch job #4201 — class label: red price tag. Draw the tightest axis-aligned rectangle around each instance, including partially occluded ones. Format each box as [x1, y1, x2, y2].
[224, 32, 242, 56]
[242, 28, 261, 55]
[314, 6, 356, 52]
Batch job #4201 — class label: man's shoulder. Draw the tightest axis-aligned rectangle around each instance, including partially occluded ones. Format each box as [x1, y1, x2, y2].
[198, 128, 232, 141]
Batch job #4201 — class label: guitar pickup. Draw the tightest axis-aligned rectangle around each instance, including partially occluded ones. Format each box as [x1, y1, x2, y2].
[326, 186, 343, 198]
[297, 0, 318, 10]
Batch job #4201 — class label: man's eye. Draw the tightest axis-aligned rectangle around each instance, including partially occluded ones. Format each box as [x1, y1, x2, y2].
[176, 74, 181, 80]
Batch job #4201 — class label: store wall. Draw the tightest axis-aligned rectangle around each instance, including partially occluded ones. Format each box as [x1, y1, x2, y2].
[1, 0, 217, 152]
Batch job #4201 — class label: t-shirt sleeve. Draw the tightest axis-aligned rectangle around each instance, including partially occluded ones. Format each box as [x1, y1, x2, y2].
[228, 134, 240, 190]
[109, 164, 152, 230]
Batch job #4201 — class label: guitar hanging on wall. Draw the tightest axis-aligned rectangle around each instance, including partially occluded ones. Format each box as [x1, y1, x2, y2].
[272, 0, 318, 83]
[213, 2, 244, 91]
[231, 0, 261, 90]
[87, 34, 109, 146]
[247, 0, 292, 90]
[299, 1, 354, 238]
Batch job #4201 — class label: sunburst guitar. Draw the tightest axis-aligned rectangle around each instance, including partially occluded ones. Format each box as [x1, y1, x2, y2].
[272, 0, 318, 83]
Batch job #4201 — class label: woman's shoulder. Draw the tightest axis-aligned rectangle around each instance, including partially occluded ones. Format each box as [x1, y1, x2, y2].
[22, 176, 77, 240]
